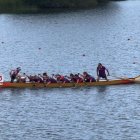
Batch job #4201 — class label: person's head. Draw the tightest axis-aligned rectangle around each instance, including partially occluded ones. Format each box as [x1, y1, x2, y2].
[17, 67, 21, 72]
[83, 72, 87, 75]
[70, 73, 74, 77]
[43, 72, 47, 76]
[98, 63, 102, 67]
[55, 74, 60, 78]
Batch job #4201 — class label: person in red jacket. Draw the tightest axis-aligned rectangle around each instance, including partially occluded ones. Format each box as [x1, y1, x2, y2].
[97, 63, 109, 81]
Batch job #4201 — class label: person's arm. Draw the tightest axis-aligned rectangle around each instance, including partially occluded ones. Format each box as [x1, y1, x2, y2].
[10, 70, 14, 77]
[105, 68, 110, 76]
[97, 67, 99, 76]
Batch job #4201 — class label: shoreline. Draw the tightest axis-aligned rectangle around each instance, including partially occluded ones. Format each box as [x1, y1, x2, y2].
[0, 7, 98, 14]
[0, 0, 99, 14]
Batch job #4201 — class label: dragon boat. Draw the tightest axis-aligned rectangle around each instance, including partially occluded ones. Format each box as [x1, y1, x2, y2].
[0, 76, 139, 88]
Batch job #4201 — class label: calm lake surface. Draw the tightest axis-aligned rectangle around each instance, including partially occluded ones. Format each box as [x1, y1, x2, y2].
[0, 1, 140, 140]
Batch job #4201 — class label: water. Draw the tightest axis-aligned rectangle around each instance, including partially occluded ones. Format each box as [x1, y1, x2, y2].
[0, 1, 140, 140]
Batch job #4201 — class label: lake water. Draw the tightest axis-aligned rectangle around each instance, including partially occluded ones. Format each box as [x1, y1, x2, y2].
[0, 1, 140, 140]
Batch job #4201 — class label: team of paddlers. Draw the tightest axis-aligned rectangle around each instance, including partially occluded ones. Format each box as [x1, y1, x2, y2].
[9, 63, 110, 83]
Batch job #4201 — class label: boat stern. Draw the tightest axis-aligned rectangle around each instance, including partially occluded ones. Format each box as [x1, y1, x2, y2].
[135, 75, 140, 83]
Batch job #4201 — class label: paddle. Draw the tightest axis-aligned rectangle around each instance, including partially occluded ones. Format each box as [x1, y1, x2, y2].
[109, 75, 129, 80]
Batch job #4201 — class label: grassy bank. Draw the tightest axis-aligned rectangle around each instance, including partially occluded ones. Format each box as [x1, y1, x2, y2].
[0, 0, 98, 13]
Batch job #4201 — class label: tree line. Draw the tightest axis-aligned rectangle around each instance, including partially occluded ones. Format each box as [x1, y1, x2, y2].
[0, 0, 120, 12]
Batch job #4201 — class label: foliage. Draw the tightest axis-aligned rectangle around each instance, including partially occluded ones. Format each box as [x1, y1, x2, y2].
[0, 0, 112, 12]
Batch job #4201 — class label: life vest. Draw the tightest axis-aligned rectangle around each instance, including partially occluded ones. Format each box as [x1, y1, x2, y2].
[98, 66, 106, 75]
[10, 70, 19, 76]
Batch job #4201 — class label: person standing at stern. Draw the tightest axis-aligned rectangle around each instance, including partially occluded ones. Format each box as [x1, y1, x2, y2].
[97, 63, 110, 81]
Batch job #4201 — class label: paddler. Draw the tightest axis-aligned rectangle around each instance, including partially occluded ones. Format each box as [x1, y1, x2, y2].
[97, 63, 110, 81]
[81, 72, 96, 82]
[65, 73, 77, 83]
[75, 74, 83, 83]
[10, 67, 21, 83]
[55, 74, 70, 83]
[16, 73, 26, 83]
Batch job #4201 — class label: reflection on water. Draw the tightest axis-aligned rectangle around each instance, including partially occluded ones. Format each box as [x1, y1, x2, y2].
[96, 86, 107, 93]
[0, 1, 140, 140]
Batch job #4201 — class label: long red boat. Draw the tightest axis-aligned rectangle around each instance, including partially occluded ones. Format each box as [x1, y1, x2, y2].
[0, 76, 139, 88]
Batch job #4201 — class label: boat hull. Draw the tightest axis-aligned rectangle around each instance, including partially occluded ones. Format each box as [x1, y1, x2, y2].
[0, 79, 135, 88]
